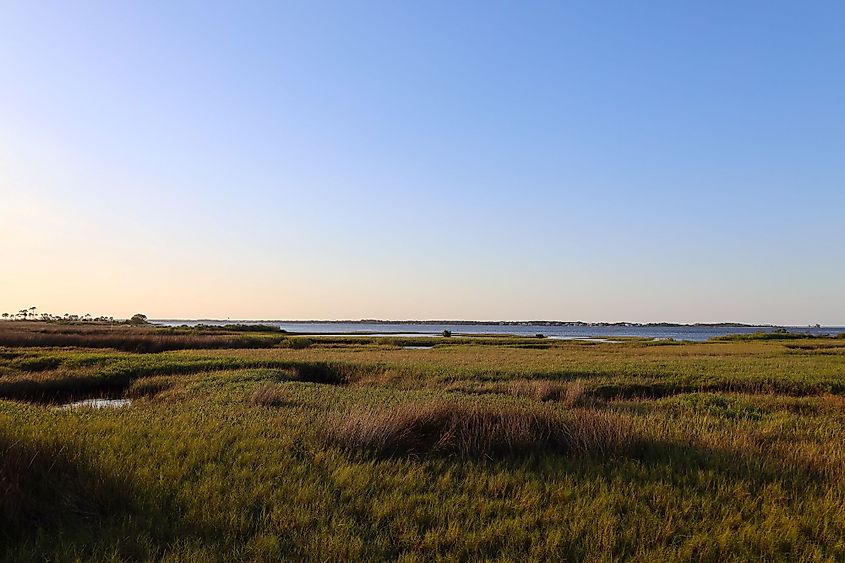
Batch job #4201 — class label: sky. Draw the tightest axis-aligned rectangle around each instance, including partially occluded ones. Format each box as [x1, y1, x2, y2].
[1, 1, 844, 324]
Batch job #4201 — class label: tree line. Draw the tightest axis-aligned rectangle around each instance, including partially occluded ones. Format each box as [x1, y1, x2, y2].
[0, 306, 115, 323]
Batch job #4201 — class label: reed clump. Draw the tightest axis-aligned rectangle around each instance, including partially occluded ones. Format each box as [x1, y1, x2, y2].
[127, 375, 175, 399]
[250, 383, 290, 407]
[321, 401, 634, 458]
[507, 379, 590, 405]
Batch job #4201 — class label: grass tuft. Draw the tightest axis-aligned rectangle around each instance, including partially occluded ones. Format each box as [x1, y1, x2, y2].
[507, 379, 590, 405]
[250, 383, 290, 407]
[321, 401, 634, 459]
[127, 376, 175, 399]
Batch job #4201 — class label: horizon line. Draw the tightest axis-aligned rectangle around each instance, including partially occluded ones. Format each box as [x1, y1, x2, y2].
[148, 318, 843, 327]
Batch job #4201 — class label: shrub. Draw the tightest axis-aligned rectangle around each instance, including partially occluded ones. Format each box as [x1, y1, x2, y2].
[321, 401, 634, 459]
[129, 314, 148, 326]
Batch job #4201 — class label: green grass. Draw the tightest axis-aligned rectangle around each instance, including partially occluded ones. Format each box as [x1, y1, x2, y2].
[1, 324, 845, 560]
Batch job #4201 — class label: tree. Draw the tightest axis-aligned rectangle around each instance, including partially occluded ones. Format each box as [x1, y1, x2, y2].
[129, 313, 148, 325]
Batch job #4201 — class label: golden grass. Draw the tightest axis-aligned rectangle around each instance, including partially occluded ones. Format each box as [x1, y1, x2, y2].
[0, 321, 282, 352]
[250, 383, 290, 407]
[507, 379, 589, 405]
[321, 400, 634, 458]
[2, 324, 845, 560]
[126, 375, 175, 399]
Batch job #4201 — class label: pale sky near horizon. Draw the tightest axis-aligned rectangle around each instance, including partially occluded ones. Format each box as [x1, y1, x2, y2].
[2, 1, 844, 324]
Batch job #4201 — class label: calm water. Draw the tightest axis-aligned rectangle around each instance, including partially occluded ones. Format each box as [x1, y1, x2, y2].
[154, 321, 845, 342]
[59, 398, 132, 410]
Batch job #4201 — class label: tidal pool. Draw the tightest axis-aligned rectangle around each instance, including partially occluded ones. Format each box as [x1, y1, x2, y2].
[60, 398, 132, 410]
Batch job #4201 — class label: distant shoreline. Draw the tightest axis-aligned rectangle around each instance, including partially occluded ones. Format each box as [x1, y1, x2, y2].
[152, 319, 787, 328]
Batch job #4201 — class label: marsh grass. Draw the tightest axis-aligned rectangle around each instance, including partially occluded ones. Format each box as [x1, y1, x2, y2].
[0, 322, 285, 352]
[322, 401, 636, 458]
[250, 383, 290, 407]
[0, 352, 373, 404]
[507, 379, 590, 405]
[1, 324, 845, 560]
[0, 431, 131, 539]
[127, 375, 175, 399]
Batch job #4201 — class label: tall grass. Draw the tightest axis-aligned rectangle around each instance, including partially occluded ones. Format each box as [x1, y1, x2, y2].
[322, 401, 634, 458]
[507, 379, 589, 405]
[2, 326, 845, 560]
[0, 431, 130, 539]
[250, 383, 290, 407]
[0, 322, 285, 352]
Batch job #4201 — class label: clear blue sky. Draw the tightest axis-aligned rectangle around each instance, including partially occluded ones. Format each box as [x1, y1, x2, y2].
[2, 1, 843, 324]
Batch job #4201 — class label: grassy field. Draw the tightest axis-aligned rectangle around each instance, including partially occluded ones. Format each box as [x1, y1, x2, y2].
[2, 322, 845, 561]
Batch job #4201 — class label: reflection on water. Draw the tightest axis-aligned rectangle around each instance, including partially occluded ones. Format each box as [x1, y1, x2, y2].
[60, 398, 131, 410]
[152, 320, 845, 343]
[403, 346, 434, 350]
[547, 337, 620, 343]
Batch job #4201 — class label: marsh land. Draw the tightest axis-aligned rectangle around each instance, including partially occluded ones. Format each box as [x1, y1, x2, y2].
[1, 321, 844, 560]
